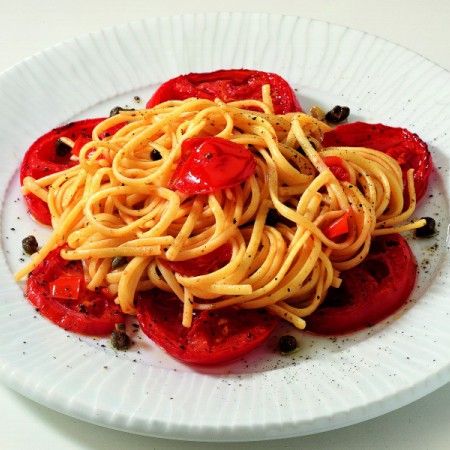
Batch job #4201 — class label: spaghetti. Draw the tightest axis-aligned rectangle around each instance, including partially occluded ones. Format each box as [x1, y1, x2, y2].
[17, 91, 426, 330]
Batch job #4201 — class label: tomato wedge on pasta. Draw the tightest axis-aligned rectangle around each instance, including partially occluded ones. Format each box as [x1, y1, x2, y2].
[169, 137, 256, 195]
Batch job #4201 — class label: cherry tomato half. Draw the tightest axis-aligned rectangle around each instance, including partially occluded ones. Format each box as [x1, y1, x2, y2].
[136, 290, 279, 365]
[147, 69, 302, 114]
[26, 247, 124, 335]
[306, 234, 416, 335]
[169, 137, 256, 195]
[322, 122, 432, 201]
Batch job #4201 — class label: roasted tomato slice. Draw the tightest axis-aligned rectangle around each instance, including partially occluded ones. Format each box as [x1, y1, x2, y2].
[136, 290, 279, 365]
[20, 118, 104, 225]
[147, 69, 302, 114]
[169, 137, 256, 195]
[161, 244, 232, 276]
[306, 234, 417, 335]
[26, 247, 124, 335]
[322, 122, 432, 201]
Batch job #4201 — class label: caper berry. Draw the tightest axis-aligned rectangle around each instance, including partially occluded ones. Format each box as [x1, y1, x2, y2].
[278, 335, 298, 354]
[150, 149, 162, 161]
[415, 217, 436, 238]
[22, 235, 39, 255]
[325, 105, 350, 124]
[55, 138, 72, 157]
[111, 256, 128, 270]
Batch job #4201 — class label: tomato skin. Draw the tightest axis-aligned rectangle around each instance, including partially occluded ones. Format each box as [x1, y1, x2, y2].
[147, 69, 302, 114]
[322, 122, 432, 200]
[71, 136, 91, 157]
[20, 118, 104, 224]
[169, 137, 256, 195]
[161, 244, 232, 276]
[26, 247, 124, 335]
[323, 156, 350, 182]
[306, 234, 417, 335]
[136, 290, 279, 365]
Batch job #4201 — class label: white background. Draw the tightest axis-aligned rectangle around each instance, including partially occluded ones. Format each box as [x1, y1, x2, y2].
[0, 1, 449, 449]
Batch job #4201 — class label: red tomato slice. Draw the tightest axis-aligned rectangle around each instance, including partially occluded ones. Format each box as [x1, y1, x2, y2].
[306, 234, 416, 335]
[71, 136, 92, 157]
[26, 247, 124, 335]
[147, 69, 302, 114]
[169, 137, 256, 195]
[161, 244, 232, 276]
[324, 212, 350, 239]
[136, 290, 279, 365]
[20, 118, 104, 224]
[322, 122, 432, 201]
[98, 122, 127, 140]
[71, 122, 127, 157]
[323, 156, 350, 182]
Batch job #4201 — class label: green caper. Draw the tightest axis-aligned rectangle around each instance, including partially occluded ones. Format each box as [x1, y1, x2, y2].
[325, 105, 350, 123]
[111, 324, 130, 351]
[150, 149, 162, 161]
[22, 235, 39, 255]
[278, 335, 298, 354]
[111, 256, 128, 270]
[265, 208, 281, 226]
[55, 138, 72, 157]
[415, 217, 436, 238]
[109, 106, 135, 117]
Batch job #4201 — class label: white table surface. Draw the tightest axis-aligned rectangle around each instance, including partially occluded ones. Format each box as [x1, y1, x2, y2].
[1, 1, 449, 449]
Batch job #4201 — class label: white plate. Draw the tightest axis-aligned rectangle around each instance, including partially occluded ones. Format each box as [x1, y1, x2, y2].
[0, 13, 449, 442]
